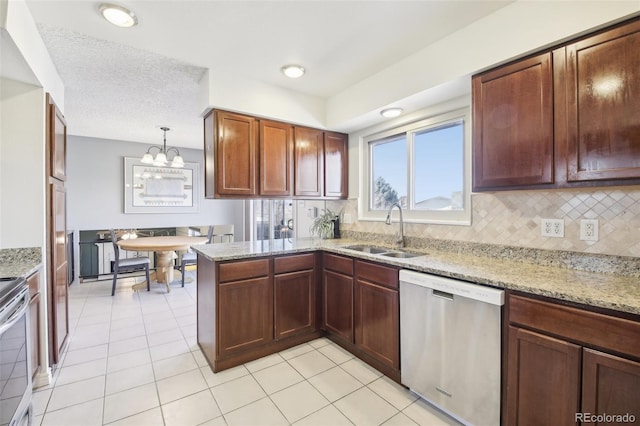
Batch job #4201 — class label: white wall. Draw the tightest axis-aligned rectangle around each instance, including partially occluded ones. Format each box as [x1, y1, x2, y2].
[66, 135, 244, 236]
[0, 78, 45, 248]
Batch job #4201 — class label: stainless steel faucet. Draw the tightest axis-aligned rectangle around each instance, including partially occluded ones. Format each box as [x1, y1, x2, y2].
[385, 202, 404, 248]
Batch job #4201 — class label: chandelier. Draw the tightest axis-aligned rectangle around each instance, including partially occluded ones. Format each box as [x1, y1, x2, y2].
[140, 127, 184, 168]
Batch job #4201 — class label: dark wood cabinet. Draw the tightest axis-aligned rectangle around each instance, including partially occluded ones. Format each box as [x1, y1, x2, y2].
[505, 292, 640, 425]
[354, 261, 399, 371]
[204, 111, 215, 198]
[473, 17, 640, 191]
[294, 126, 324, 197]
[260, 120, 293, 196]
[565, 19, 640, 183]
[216, 259, 272, 357]
[213, 110, 258, 197]
[472, 53, 554, 190]
[323, 131, 348, 198]
[27, 271, 42, 381]
[322, 253, 354, 343]
[274, 254, 317, 340]
[506, 326, 581, 426]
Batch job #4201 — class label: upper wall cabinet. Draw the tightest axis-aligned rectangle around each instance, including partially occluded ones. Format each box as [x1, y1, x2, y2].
[205, 109, 348, 199]
[472, 17, 640, 192]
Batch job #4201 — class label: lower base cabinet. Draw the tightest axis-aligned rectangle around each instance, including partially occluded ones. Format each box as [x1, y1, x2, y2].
[506, 293, 640, 425]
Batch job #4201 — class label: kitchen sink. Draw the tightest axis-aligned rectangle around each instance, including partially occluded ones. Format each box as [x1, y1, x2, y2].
[342, 245, 425, 259]
[379, 251, 423, 259]
[343, 245, 389, 254]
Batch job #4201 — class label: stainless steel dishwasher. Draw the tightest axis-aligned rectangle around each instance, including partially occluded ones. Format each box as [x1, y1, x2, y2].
[400, 270, 504, 426]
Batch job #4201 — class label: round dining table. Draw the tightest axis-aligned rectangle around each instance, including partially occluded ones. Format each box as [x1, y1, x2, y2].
[117, 235, 208, 292]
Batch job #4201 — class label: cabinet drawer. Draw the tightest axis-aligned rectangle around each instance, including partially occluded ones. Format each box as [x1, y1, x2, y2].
[355, 260, 398, 290]
[509, 294, 640, 359]
[219, 258, 270, 283]
[323, 253, 353, 276]
[274, 253, 315, 274]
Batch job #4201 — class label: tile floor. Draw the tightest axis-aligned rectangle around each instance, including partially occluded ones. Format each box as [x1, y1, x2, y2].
[33, 275, 459, 425]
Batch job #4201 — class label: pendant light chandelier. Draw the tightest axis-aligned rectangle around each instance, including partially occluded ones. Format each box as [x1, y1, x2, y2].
[140, 127, 184, 168]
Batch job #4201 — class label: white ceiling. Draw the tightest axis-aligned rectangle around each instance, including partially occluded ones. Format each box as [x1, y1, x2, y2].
[24, 0, 512, 149]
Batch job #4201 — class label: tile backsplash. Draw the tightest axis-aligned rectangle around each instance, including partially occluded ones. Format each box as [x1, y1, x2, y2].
[329, 186, 640, 258]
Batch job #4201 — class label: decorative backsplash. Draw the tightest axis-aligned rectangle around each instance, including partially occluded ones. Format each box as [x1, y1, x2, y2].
[329, 185, 640, 258]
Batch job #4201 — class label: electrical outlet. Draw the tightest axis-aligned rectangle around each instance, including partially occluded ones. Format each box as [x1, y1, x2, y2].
[541, 218, 564, 237]
[580, 219, 599, 241]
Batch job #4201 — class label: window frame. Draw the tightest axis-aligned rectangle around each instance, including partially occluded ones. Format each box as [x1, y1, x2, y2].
[359, 107, 471, 225]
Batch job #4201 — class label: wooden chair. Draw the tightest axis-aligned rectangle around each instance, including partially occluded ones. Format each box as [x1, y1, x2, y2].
[110, 229, 150, 296]
[178, 226, 213, 287]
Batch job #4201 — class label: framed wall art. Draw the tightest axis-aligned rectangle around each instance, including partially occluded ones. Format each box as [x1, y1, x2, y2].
[124, 157, 199, 213]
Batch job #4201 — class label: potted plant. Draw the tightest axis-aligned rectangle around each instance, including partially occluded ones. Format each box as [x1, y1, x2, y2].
[310, 208, 337, 239]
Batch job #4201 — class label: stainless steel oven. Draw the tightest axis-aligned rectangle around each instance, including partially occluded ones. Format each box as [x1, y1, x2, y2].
[0, 277, 32, 426]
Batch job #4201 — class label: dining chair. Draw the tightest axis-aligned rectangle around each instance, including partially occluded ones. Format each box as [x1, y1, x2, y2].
[110, 229, 150, 296]
[178, 226, 214, 287]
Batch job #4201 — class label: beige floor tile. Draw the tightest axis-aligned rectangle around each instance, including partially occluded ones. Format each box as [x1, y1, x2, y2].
[31, 388, 53, 416]
[146, 327, 184, 347]
[287, 350, 336, 379]
[62, 344, 108, 367]
[201, 364, 250, 388]
[105, 363, 155, 395]
[308, 366, 363, 402]
[279, 343, 315, 360]
[156, 368, 208, 405]
[41, 398, 103, 426]
[270, 381, 330, 423]
[317, 343, 354, 364]
[244, 353, 285, 373]
[210, 375, 267, 414]
[55, 358, 107, 386]
[368, 376, 418, 410]
[401, 398, 460, 425]
[224, 396, 289, 426]
[308, 338, 332, 349]
[104, 407, 164, 425]
[334, 387, 398, 425]
[152, 352, 199, 381]
[382, 412, 419, 425]
[294, 404, 354, 426]
[47, 375, 105, 411]
[340, 357, 383, 385]
[149, 338, 190, 362]
[252, 361, 305, 395]
[161, 389, 221, 426]
[108, 335, 148, 357]
[107, 348, 151, 374]
[103, 382, 159, 424]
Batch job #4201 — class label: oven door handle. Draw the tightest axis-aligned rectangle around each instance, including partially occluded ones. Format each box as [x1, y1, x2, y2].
[0, 291, 30, 336]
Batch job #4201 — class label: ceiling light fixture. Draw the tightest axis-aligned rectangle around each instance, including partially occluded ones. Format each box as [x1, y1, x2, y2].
[140, 127, 184, 168]
[281, 64, 306, 79]
[380, 108, 403, 118]
[99, 3, 138, 28]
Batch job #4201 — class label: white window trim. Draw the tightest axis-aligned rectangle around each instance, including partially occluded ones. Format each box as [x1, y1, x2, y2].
[358, 107, 471, 226]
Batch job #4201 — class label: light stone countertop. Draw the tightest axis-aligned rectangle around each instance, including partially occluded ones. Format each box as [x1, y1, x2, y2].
[0, 247, 43, 279]
[193, 238, 640, 316]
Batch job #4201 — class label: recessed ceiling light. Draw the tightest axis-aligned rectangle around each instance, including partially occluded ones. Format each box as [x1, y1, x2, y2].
[380, 108, 403, 118]
[100, 3, 138, 28]
[281, 65, 305, 79]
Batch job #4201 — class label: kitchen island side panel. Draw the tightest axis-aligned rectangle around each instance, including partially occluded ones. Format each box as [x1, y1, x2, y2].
[197, 255, 217, 367]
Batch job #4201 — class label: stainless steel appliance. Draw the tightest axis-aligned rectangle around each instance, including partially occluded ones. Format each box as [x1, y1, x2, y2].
[400, 270, 504, 426]
[0, 277, 32, 426]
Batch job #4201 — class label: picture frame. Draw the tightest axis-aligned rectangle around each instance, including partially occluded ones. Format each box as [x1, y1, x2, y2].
[123, 157, 199, 213]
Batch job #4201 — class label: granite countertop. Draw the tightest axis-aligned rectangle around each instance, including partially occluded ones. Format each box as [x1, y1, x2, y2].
[0, 247, 43, 279]
[193, 238, 640, 316]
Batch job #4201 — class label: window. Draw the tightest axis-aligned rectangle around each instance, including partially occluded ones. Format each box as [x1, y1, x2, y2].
[362, 108, 471, 225]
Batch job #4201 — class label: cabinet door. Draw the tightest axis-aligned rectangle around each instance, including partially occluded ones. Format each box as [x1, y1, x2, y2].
[323, 270, 353, 343]
[472, 53, 554, 190]
[582, 348, 640, 420]
[217, 276, 273, 356]
[294, 127, 323, 197]
[566, 20, 640, 182]
[49, 179, 69, 364]
[355, 280, 399, 369]
[506, 326, 581, 426]
[48, 96, 67, 181]
[215, 110, 258, 196]
[260, 120, 293, 196]
[274, 270, 315, 340]
[323, 132, 348, 198]
[204, 111, 215, 198]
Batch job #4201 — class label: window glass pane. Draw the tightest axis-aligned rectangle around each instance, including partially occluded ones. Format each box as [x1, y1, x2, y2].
[413, 122, 464, 211]
[371, 135, 407, 210]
